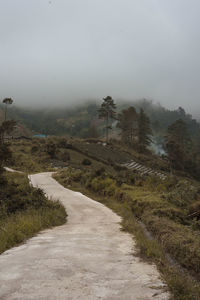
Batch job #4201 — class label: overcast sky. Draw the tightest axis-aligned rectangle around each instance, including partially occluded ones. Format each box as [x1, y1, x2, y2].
[0, 0, 200, 114]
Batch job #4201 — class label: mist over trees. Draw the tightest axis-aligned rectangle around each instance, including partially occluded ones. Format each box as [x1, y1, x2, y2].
[0, 97, 200, 179]
[117, 107, 138, 146]
[98, 96, 117, 143]
[0, 98, 200, 170]
[1, 98, 199, 139]
[138, 108, 152, 153]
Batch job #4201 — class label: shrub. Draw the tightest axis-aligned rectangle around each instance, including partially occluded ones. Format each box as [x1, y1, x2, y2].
[57, 150, 70, 162]
[45, 141, 57, 158]
[82, 158, 92, 166]
[94, 167, 105, 177]
[90, 177, 105, 193]
[70, 170, 82, 182]
[57, 138, 68, 148]
[31, 145, 39, 153]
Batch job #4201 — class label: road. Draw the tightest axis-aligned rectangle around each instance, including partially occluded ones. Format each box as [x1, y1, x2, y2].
[0, 172, 169, 299]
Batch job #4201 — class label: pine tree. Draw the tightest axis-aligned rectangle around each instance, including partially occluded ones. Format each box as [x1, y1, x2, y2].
[2, 98, 13, 121]
[165, 119, 192, 170]
[117, 106, 138, 146]
[98, 96, 116, 143]
[88, 124, 99, 138]
[138, 108, 152, 152]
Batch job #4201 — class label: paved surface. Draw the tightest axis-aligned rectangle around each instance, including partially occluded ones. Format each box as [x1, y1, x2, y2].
[0, 172, 169, 300]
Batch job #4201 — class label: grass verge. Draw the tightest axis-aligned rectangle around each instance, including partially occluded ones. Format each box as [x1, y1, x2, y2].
[0, 204, 66, 254]
[54, 169, 200, 300]
[0, 171, 67, 254]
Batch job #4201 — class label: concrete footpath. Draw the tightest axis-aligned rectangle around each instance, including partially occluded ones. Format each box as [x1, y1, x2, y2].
[0, 172, 169, 299]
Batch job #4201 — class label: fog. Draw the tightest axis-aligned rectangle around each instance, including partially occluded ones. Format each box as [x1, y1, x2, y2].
[0, 0, 200, 115]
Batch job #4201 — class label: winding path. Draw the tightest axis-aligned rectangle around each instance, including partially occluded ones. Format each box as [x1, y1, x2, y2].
[0, 172, 169, 299]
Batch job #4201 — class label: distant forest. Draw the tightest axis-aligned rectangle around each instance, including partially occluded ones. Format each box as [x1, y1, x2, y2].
[0, 99, 199, 140]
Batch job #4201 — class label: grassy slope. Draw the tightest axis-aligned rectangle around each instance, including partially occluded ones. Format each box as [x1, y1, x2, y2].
[6, 138, 200, 298]
[54, 166, 200, 300]
[9, 139, 53, 173]
[0, 172, 67, 254]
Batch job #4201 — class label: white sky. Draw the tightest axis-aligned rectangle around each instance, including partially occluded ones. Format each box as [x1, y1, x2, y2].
[0, 0, 200, 114]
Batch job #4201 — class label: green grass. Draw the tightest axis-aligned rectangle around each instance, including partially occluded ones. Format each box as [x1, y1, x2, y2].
[0, 205, 66, 254]
[0, 171, 67, 254]
[9, 139, 52, 172]
[5, 137, 200, 298]
[54, 168, 200, 299]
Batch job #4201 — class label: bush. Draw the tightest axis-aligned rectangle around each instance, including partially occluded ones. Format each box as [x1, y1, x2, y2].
[31, 145, 39, 153]
[70, 169, 82, 182]
[0, 173, 52, 217]
[0, 172, 67, 254]
[94, 167, 105, 177]
[82, 158, 92, 166]
[45, 141, 57, 158]
[57, 150, 70, 162]
[57, 138, 68, 148]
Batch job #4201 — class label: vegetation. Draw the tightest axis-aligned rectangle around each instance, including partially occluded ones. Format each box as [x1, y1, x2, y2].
[1, 99, 199, 139]
[54, 163, 200, 299]
[98, 96, 117, 142]
[117, 106, 152, 152]
[1, 97, 200, 298]
[0, 115, 66, 254]
[0, 120, 16, 174]
[117, 106, 138, 146]
[1, 98, 199, 179]
[2, 97, 13, 121]
[138, 108, 152, 152]
[0, 172, 66, 254]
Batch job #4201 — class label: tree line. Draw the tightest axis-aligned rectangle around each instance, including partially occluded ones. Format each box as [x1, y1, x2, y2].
[1, 96, 200, 179]
[98, 96, 200, 179]
[98, 96, 153, 153]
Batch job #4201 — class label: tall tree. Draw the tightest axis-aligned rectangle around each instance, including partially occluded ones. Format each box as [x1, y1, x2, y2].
[117, 106, 138, 146]
[165, 119, 192, 170]
[0, 120, 16, 143]
[2, 98, 13, 121]
[88, 124, 99, 138]
[138, 108, 152, 152]
[98, 96, 116, 143]
[0, 120, 16, 178]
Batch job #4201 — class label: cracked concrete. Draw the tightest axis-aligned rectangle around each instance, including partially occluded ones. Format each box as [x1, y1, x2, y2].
[0, 172, 170, 299]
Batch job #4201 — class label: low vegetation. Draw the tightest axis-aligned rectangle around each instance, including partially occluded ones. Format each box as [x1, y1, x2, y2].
[1, 112, 200, 299]
[0, 172, 67, 254]
[54, 166, 200, 299]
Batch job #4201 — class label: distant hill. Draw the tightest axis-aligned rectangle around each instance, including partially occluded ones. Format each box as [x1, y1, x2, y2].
[0, 100, 199, 139]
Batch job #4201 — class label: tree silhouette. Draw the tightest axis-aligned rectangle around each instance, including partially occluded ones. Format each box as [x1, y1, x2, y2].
[117, 106, 138, 146]
[98, 96, 116, 143]
[138, 108, 152, 152]
[0, 120, 16, 176]
[165, 119, 191, 170]
[2, 98, 13, 121]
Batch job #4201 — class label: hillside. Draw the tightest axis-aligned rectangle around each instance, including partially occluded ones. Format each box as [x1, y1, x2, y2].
[4, 136, 200, 298]
[1, 100, 199, 139]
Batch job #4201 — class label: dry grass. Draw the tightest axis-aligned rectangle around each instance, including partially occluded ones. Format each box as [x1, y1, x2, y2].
[54, 168, 200, 299]
[0, 171, 67, 254]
